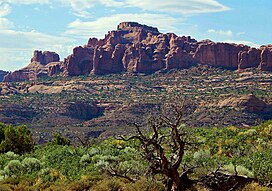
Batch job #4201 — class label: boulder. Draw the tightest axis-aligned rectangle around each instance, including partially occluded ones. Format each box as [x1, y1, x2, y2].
[219, 94, 268, 113]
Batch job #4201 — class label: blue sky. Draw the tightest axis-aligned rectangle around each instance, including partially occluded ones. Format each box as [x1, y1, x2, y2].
[0, 0, 271, 71]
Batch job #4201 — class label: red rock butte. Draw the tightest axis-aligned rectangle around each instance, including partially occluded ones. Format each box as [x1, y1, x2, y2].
[3, 22, 272, 82]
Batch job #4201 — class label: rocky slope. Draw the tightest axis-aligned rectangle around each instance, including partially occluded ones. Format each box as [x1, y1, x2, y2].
[1, 65, 272, 141]
[3, 22, 272, 82]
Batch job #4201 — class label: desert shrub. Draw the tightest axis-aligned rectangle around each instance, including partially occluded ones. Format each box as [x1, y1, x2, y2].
[193, 149, 211, 165]
[21, 157, 42, 173]
[38, 168, 66, 183]
[222, 163, 254, 178]
[66, 175, 102, 191]
[237, 182, 271, 191]
[0, 184, 12, 191]
[247, 151, 272, 182]
[129, 177, 165, 191]
[51, 133, 70, 146]
[4, 160, 22, 177]
[80, 154, 91, 164]
[0, 152, 19, 170]
[92, 178, 126, 191]
[5, 152, 19, 160]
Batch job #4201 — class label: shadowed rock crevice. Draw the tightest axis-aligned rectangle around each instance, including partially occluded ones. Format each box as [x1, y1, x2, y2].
[0, 70, 8, 82]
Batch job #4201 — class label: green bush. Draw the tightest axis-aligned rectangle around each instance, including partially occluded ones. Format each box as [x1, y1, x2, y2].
[222, 163, 254, 178]
[21, 157, 42, 173]
[4, 160, 22, 177]
[0, 124, 34, 154]
[51, 133, 71, 146]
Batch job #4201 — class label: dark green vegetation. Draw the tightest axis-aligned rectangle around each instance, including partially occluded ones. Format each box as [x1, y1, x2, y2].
[0, 123, 34, 154]
[0, 120, 271, 190]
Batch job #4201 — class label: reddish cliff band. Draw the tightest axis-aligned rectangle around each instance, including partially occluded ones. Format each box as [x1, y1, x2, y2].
[3, 22, 272, 82]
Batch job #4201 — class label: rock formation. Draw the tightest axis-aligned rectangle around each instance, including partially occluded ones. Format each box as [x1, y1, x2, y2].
[59, 22, 272, 77]
[3, 51, 61, 82]
[64, 46, 94, 76]
[0, 70, 8, 82]
[259, 45, 272, 71]
[31, 50, 60, 65]
[194, 41, 248, 69]
[3, 22, 272, 82]
[238, 48, 261, 69]
[219, 94, 269, 113]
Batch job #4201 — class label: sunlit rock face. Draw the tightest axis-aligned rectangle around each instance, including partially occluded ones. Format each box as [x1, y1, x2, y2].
[4, 22, 272, 82]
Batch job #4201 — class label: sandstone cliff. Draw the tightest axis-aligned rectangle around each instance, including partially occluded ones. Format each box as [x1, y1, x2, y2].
[59, 23, 272, 76]
[3, 22, 272, 82]
[3, 51, 61, 82]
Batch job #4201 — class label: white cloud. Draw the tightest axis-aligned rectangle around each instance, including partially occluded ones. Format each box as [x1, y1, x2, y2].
[0, 18, 13, 29]
[208, 29, 233, 37]
[58, 0, 95, 18]
[0, 3, 11, 17]
[100, 0, 124, 7]
[236, 32, 245, 36]
[0, 29, 75, 71]
[58, 0, 124, 18]
[124, 0, 230, 14]
[2, 0, 49, 4]
[2, 0, 230, 19]
[65, 13, 179, 39]
[224, 39, 260, 48]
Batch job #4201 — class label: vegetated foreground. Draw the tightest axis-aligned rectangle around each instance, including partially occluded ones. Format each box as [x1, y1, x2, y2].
[0, 118, 271, 191]
[0, 65, 272, 142]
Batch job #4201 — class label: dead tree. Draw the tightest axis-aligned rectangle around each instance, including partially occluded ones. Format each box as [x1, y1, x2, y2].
[120, 100, 195, 191]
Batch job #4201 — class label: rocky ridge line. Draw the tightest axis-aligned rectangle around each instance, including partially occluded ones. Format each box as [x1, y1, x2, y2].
[3, 22, 272, 82]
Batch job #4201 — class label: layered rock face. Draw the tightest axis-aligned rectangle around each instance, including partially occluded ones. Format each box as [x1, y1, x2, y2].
[194, 41, 249, 69]
[64, 47, 94, 76]
[3, 51, 61, 82]
[62, 22, 272, 76]
[259, 45, 272, 71]
[31, 50, 60, 65]
[3, 22, 272, 82]
[64, 22, 198, 76]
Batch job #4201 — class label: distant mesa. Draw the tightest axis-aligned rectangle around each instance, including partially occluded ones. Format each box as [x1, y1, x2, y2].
[2, 22, 272, 82]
